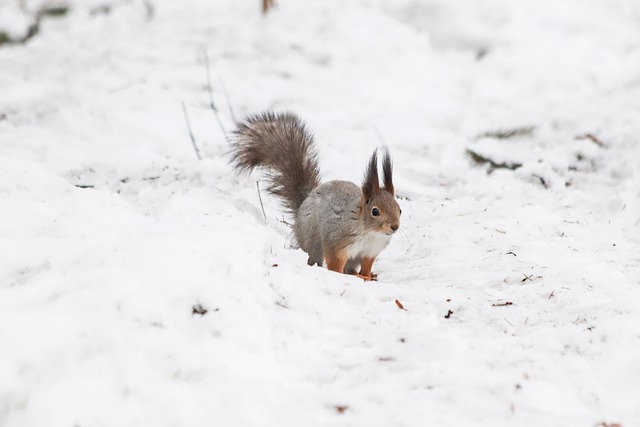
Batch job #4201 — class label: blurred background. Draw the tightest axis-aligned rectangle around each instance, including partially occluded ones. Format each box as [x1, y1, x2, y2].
[1, 1, 639, 426]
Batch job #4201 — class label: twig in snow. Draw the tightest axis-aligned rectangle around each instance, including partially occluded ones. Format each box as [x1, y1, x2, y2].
[532, 174, 549, 189]
[181, 101, 202, 160]
[202, 50, 229, 140]
[521, 273, 542, 283]
[576, 133, 605, 147]
[548, 290, 555, 300]
[202, 50, 215, 110]
[477, 126, 536, 140]
[39, 6, 70, 17]
[275, 296, 288, 309]
[218, 76, 237, 124]
[492, 301, 514, 307]
[278, 216, 293, 227]
[192, 304, 208, 316]
[0, 4, 69, 46]
[444, 309, 454, 319]
[256, 181, 267, 221]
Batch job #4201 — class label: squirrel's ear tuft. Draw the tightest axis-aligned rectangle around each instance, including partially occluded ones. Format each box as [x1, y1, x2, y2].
[362, 149, 380, 201]
[382, 148, 394, 196]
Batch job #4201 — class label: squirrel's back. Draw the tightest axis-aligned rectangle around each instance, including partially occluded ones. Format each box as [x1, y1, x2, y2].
[229, 112, 321, 213]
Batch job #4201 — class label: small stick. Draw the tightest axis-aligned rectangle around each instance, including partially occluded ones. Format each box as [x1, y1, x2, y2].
[278, 216, 293, 227]
[181, 101, 201, 160]
[218, 76, 237, 124]
[576, 133, 605, 147]
[256, 181, 267, 221]
[203, 50, 216, 111]
[492, 301, 514, 307]
[202, 50, 228, 140]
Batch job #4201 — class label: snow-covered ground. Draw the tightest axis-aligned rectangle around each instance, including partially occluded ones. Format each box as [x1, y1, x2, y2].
[1, 0, 639, 425]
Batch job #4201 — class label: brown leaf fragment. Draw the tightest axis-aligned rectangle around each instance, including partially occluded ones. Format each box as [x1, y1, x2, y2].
[335, 405, 349, 414]
[272, 264, 279, 267]
[395, 299, 407, 310]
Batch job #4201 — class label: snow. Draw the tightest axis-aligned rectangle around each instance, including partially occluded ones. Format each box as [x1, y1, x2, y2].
[1, 0, 639, 426]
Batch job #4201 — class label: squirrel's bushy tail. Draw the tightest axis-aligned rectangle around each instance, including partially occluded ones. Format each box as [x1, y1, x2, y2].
[229, 112, 321, 213]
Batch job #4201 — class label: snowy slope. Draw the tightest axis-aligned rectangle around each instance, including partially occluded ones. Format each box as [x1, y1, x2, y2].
[1, 0, 639, 426]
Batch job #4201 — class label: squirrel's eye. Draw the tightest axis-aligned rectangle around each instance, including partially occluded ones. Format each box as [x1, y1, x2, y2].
[372, 207, 380, 217]
[399, 209, 402, 215]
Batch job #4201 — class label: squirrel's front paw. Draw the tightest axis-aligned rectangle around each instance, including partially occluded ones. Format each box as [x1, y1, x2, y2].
[355, 273, 377, 282]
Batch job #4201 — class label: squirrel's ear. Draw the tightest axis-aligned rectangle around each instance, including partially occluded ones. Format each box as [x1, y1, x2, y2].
[382, 148, 394, 196]
[362, 149, 380, 202]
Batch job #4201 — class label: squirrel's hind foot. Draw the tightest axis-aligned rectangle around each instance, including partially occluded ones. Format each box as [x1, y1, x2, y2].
[355, 273, 377, 282]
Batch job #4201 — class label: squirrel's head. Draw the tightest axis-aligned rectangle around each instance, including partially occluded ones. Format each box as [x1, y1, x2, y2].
[361, 148, 401, 235]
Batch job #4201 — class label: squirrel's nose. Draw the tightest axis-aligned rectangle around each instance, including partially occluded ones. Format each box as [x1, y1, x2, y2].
[390, 224, 399, 232]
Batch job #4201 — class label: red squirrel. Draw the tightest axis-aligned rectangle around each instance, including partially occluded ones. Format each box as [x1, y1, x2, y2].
[230, 112, 401, 280]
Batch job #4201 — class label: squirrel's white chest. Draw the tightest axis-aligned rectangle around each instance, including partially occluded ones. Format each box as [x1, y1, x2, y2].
[344, 231, 392, 260]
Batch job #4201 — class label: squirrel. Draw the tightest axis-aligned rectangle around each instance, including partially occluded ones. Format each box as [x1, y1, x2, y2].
[229, 111, 401, 280]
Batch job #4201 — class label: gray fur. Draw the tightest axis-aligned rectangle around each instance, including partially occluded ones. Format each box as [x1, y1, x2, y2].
[294, 181, 362, 266]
